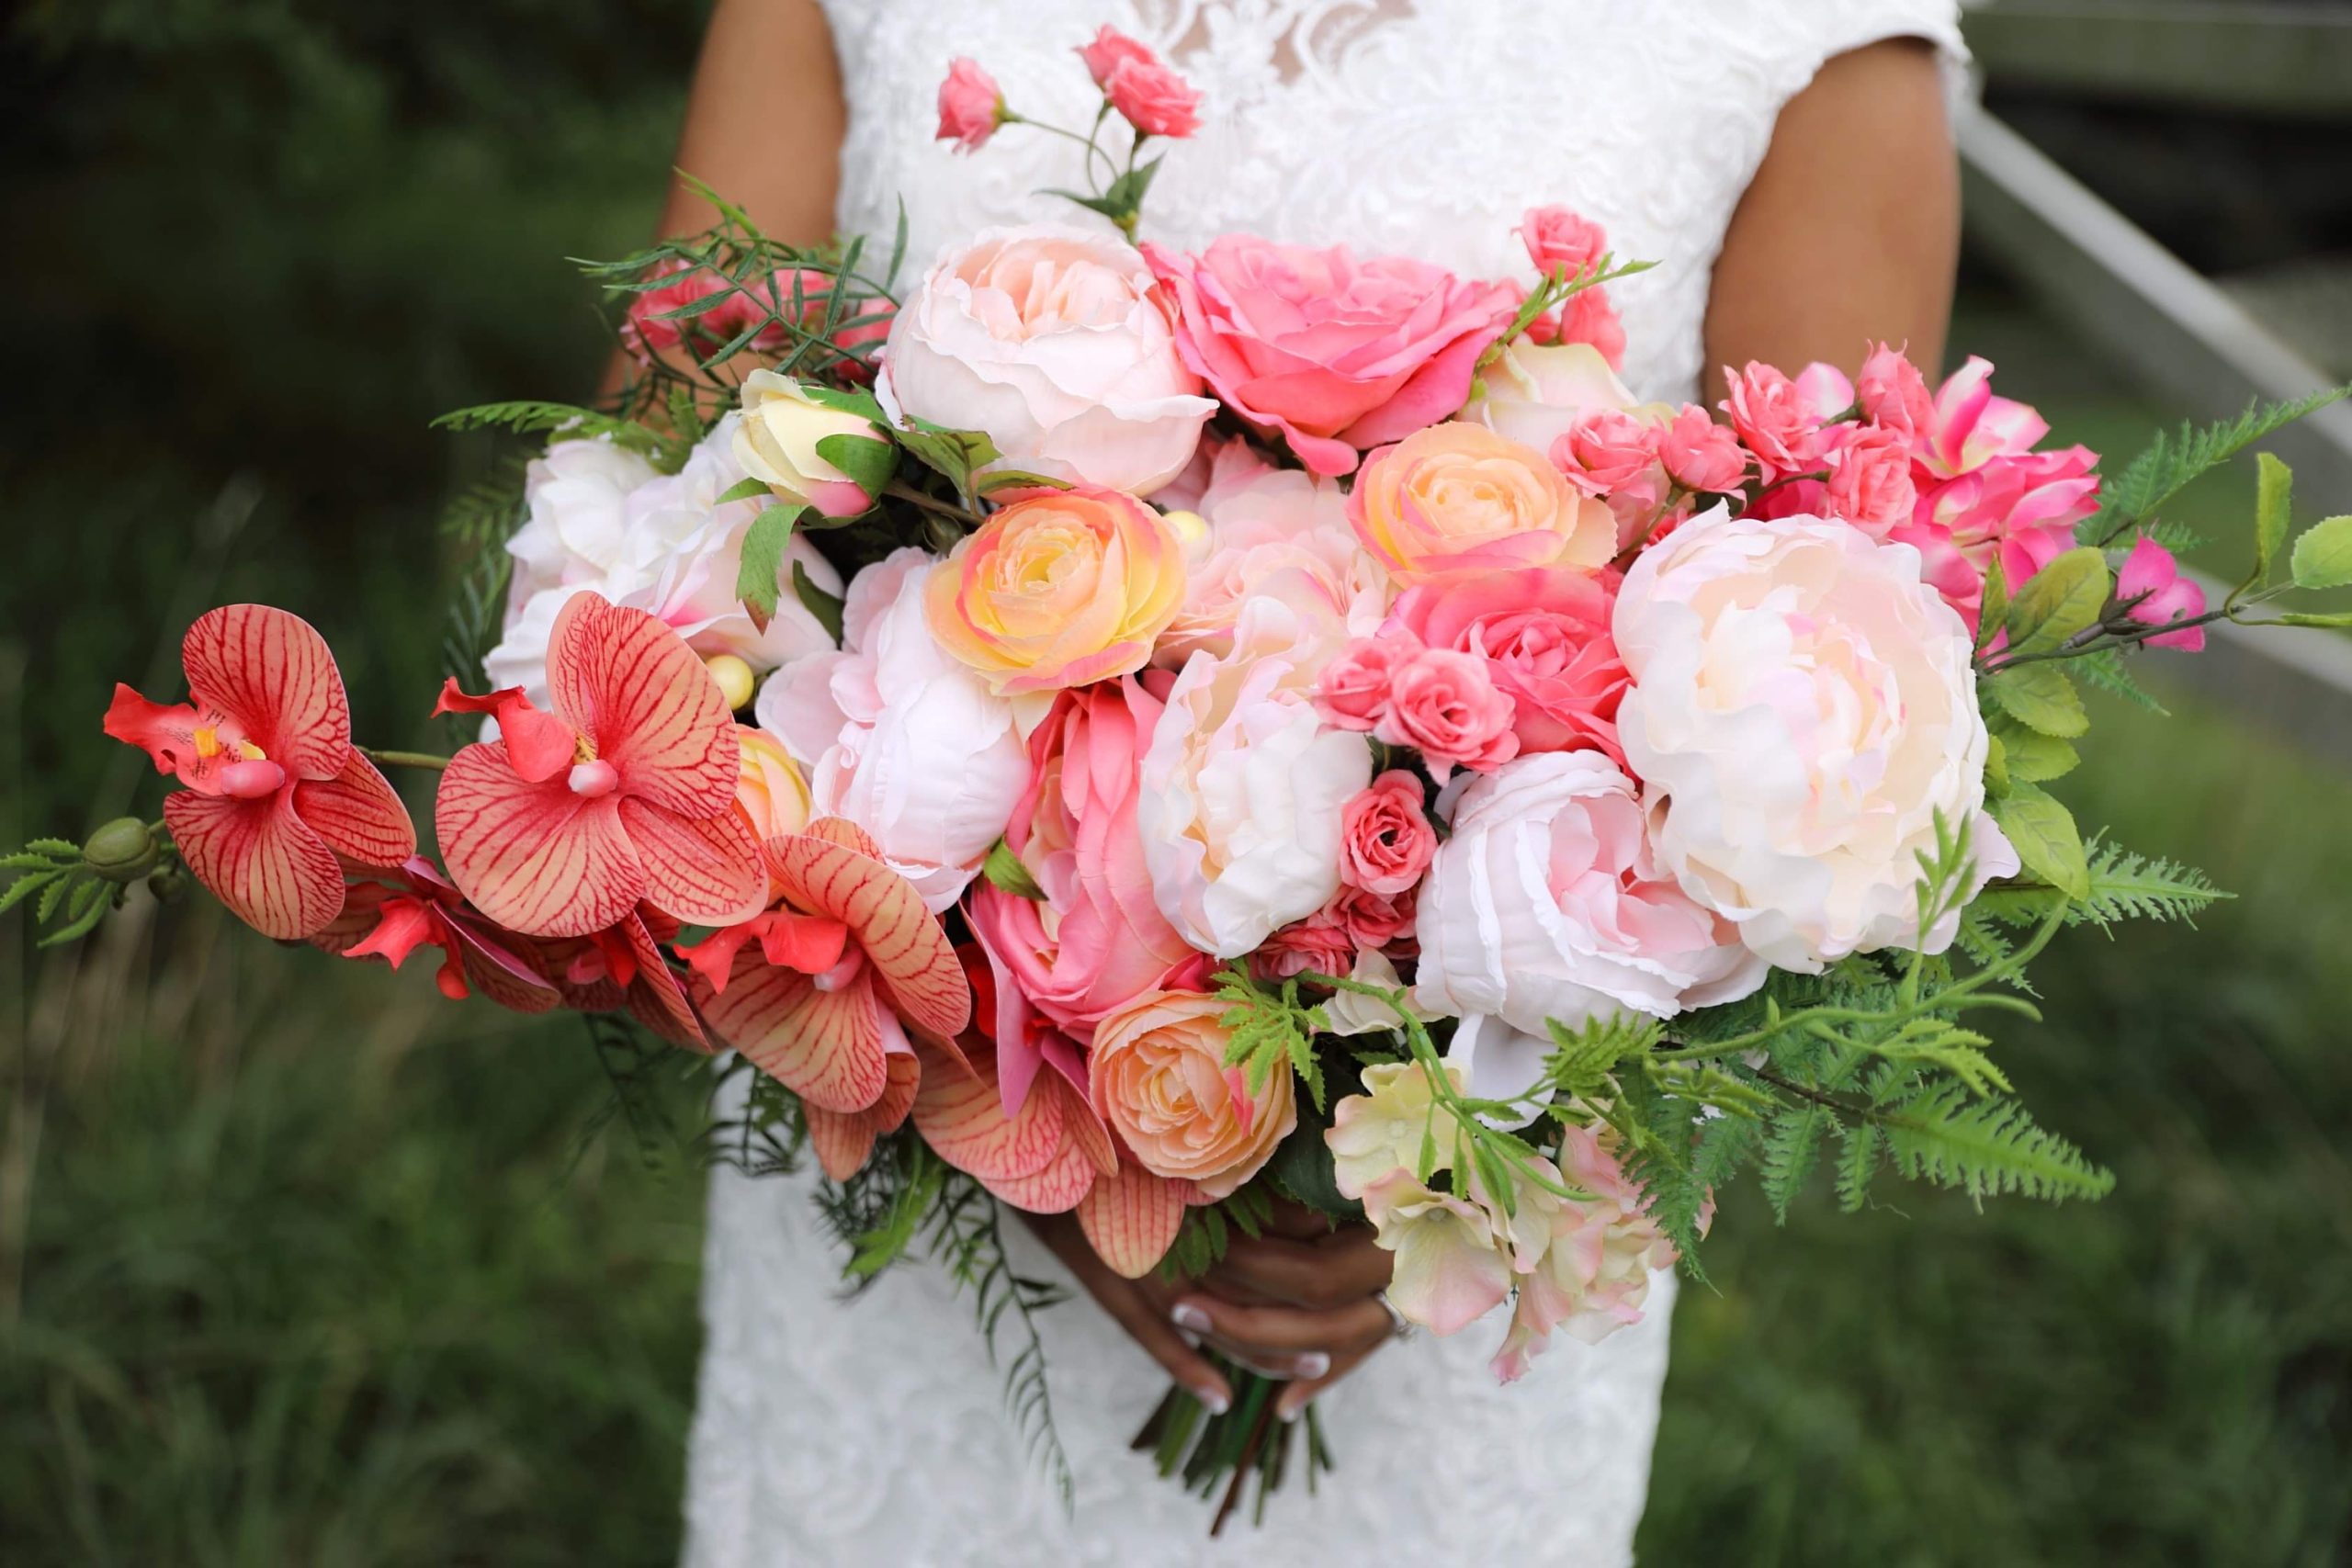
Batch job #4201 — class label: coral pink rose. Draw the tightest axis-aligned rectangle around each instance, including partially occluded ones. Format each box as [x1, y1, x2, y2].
[1339, 770, 1437, 896]
[935, 59, 1005, 152]
[1857, 342, 1934, 439]
[1144, 235, 1520, 476]
[967, 678, 1205, 1112]
[1720, 362, 1832, 482]
[621, 262, 890, 365]
[1552, 408, 1660, 497]
[1377, 647, 1520, 779]
[1251, 908, 1357, 982]
[1822, 423, 1917, 540]
[1091, 989, 1296, 1200]
[1516, 205, 1609, 279]
[1387, 566, 1628, 764]
[1552, 286, 1627, 370]
[1075, 25, 1156, 86]
[2116, 536, 2208, 651]
[1656, 405, 1747, 494]
[1104, 56, 1203, 139]
[880, 224, 1214, 494]
[1313, 632, 1418, 732]
[925, 488, 1186, 694]
[1333, 882, 1417, 951]
[1350, 423, 1615, 582]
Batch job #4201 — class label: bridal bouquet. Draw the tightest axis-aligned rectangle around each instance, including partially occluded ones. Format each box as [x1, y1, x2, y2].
[16, 29, 2351, 1525]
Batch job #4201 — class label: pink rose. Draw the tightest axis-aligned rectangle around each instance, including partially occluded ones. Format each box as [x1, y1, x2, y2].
[1314, 633, 1419, 732]
[1144, 235, 1520, 476]
[1720, 362, 1830, 482]
[967, 679, 1206, 1111]
[1104, 57, 1203, 139]
[1657, 405, 1747, 493]
[1552, 286, 1627, 370]
[1339, 770, 1438, 896]
[1252, 908, 1357, 981]
[1822, 423, 1917, 540]
[1075, 25, 1156, 86]
[1856, 342, 1935, 439]
[1516, 205, 1608, 279]
[1377, 648, 1520, 779]
[1551, 409, 1659, 497]
[1332, 882, 1417, 951]
[1387, 567, 1628, 764]
[935, 59, 1004, 152]
[2116, 536, 2208, 651]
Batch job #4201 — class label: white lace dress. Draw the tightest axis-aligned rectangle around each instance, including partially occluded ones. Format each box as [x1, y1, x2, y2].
[684, 4, 1965, 1563]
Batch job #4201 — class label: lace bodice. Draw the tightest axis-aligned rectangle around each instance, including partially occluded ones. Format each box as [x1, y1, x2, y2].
[686, 4, 1965, 1563]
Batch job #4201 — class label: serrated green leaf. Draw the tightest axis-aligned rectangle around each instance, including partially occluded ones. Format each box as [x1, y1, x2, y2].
[1974, 557, 2010, 653]
[2290, 515, 2352, 591]
[799, 384, 889, 423]
[2000, 726, 2079, 784]
[1991, 784, 2089, 900]
[715, 476, 773, 507]
[25, 839, 79, 856]
[981, 840, 1045, 900]
[1983, 731, 2008, 795]
[2005, 547, 2110, 656]
[896, 422, 1000, 494]
[1986, 662, 2088, 738]
[734, 504, 807, 629]
[36, 872, 74, 924]
[975, 469, 1076, 495]
[1834, 1122, 1882, 1213]
[1, 869, 62, 916]
[813, 432, 897, 499]
[794, 561, 845, 644]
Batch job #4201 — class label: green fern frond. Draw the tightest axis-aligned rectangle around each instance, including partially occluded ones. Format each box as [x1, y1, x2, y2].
[1834, 1122, 1883, 1213]
[2089, 383, 2350, 537]
[2073, 648, 2167, 713]
[2076, 840, 2229, 927]
[1759, 1100, 1831, 1223]
[1883, 1083, 2113, 1202]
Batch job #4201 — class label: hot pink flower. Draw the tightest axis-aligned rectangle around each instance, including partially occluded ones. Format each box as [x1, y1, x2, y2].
[1894, 446, 2101, 628]
[1657, 405, 1748, 493]
[1339, 769, 1437, 896]
[1075, 24, 1157, 86]
[935, 58, 1005, 152]
[1856, 342, 1934, 439]
[1314, 631, 1421, 732]
[1720, 362, 1831, 482]
[104, 604, 417, 940]
[1144, 235, 1520, 476]
[1377, 648, 1520, 779]
[1917, 355, 2055, 480]
[1387, 567, 1628, 764]
[1104, 56, 1202, 139]
[1823, 423, 1918, 540]
[1516, 205, 1608, 279]
[966, 678, 1206, 1115]
[2116, 536, 2208, 651]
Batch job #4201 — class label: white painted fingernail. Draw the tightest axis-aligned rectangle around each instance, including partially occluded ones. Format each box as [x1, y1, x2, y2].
[1199, 1385, 1231, 1415]
[1295, 1351, 1329, 1379]
[1170, 1303, 1211, 1332]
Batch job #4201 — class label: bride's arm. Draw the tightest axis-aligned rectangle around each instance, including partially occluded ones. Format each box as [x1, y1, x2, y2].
[653, 0, 846, 245]
[1702, 37, 1960, 400]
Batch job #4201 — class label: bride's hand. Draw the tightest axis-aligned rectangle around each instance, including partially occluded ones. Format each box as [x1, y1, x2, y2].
[1177, 1202, 1397, 1420]
[1020, 1210, 1238, 1415]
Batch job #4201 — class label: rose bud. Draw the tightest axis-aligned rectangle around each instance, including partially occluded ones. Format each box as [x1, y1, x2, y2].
[733, 369, 893, 519]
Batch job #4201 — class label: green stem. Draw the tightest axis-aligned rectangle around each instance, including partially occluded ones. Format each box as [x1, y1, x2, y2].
[881, 480, 983, 525]
[360, 747, 451, 773]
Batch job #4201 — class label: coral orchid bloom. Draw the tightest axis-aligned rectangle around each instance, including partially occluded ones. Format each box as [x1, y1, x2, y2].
[805, 1052, 923, 1181]
[318, 856, 558, 1010]
[104, 604, 415, 939]
[692, 818, 972, 1113]
[435, 592, 764, 939]
[540, 905, 710, 1049]
[911, 1034, 1117, 1214]
[1075, 1147, 1195, 1279]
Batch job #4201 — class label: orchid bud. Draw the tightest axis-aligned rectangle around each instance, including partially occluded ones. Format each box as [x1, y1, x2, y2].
[147, 861, 188, 903]
[84, 817, 161, 883]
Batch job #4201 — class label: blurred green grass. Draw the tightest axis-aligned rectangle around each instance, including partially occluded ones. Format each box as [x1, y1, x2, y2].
[4, 6, 2349, 1564]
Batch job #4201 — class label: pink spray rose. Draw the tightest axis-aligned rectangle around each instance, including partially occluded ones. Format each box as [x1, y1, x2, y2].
[1075, 25, 1156, 86]
[935, 59, 1005, 152]
[1104, 57, 1203, 139]
[1387, 566, 1628, 765]
[1377, 647, 1520, 779]
[1550, 286, 1627, 370]
[1516, 205, 1608, 279]
[1720, 362, 1832, 482]
[1339, 769, 1438, 896]
[1856, 342, 1935, 439]
[1551, 409, 1660, 497]
[1657, 404, 1748, 494]
[1314, 633, 1419, 732]
[2116, 536, 2208, 651]
[1332, 882, 1418, 952]
[1822, 423, 1918, 540]
[621, 262, 891, 366]
[1143, 235, 1520, 476]
[1252, 908, 1358, 982]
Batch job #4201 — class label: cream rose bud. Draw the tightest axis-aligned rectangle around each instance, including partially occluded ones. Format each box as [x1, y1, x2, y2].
[1614, 508, 2019, 970]
[878, 224, 1216, 496]
[1415, 751, 1765, 1038]
[734, 370, 890, 518]
[1464, 340, 1647, 456]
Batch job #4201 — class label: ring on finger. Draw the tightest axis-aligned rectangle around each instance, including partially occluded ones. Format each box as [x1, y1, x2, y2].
[1373, 1288, 1417, 1341]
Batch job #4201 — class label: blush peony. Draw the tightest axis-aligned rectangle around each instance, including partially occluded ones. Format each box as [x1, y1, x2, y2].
[1413, 750, 1765, 1035]
[1090, 989, 1295, 1200]
[1613, 508, 2018, 970]
[1349, 423, 1615, 583]
[879, 225, 1214, 495]
[1143, 235, 1519, 477]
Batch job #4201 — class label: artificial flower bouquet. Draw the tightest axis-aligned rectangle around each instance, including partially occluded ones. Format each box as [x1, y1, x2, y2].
[14, 28, 2352, 1527]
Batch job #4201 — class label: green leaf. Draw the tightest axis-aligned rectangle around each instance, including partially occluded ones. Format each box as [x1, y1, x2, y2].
[981, 840, 1045, 901]
[1, 869, 61, 916]
[1983, 731, 2008, 795]
[798, 383, 890, 424]
[1999, 726, 2079, 784]
[1265, 1096, 1363, 1222]
[793, 560, 846, 645]
[1986, 663, 2088, 739]
[896, 420, 1000, 495]
[1834, 1122, 1882, 1213]
[2004, 547, 2109, 656]
[734, 504, 807, 629]
[975, 469, 1076, 496]
[2087, 383, 2350, 537]
[2253, 452, 2292, 584]
[1974, 558, 2010, 654]
[714, 475, 773, 507]
[2289, 514, 2352, 591]
[1883, 1084, 2112, 1202]
[1990, 783, 2089, 900]
[813, 432, 898, 499]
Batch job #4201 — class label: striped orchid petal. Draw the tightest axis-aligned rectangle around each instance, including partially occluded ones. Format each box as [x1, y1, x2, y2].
[180, 604, 352, 780]
[294, 751, 416, 868]
[694, 944, 889, 1111]
[769, 827, 968, 1039]
[911, 1040, 1067, 1183]
[620, 797, 765, 929]
[616, 911, 709, 1050]
[547, 592, 738, 818]
[435, 742, 645, 938]
[985, 1132, 1099, 1213]
[165, 787, 345, 940]
[1076, 1156, 1192, 1278]
[806, 1050, 922, 1181]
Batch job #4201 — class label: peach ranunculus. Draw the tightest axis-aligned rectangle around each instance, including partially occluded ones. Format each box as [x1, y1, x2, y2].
[1090, 989, 1295, 1200]
[879, 224, 1214, 494]
[1386, 566, 1630, 764]
[1142, 235, 1520, 477]
[1155, 438, 1386, 667]
[1350, 423, 1615, 584]
[924, 487, 1186, 695]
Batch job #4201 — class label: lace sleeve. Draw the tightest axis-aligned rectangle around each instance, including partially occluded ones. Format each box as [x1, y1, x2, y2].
[1777, 0, 1974, 122]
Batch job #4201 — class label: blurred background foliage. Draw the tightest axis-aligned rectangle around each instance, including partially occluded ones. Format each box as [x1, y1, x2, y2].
[1, 2, 2346, 1563]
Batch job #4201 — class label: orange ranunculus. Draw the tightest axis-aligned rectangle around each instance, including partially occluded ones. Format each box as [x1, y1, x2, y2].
[1088, 989, 1295, 1201]
[923, 488, 1184, 695]
[1349, 422, 1614, 583]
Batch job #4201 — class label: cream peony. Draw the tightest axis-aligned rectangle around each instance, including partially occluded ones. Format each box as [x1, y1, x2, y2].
[1613, 508, 2018, 970]
[1414, 751, 1765, 1037]
[1138, 598, 1373, 958]
[753, 547, 1031, 910]
[878, 223, 1215, 495]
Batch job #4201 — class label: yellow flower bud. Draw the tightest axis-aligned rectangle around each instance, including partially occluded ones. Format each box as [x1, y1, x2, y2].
[705, 653, 756, 712]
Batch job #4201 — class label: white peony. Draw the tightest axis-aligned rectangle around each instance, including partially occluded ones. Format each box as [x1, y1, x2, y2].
[1138, 598, 1372, 958]
[1414, 750, 1765, 1043]
[487, 418, 841, 706]
[1613, 507, 2018, 970]
[753, 547, 1031, 910]
[878, 223, 1215, 496]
